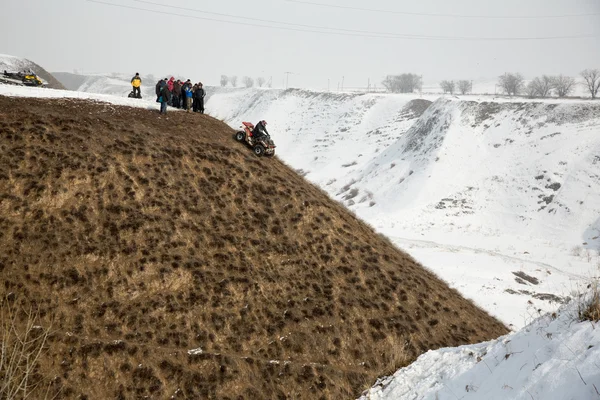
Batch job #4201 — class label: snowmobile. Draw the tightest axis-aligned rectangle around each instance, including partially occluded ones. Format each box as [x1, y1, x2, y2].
[127, 90, 142, 99]
[235, 122, 276, 157]
[0, 70, 44, 87]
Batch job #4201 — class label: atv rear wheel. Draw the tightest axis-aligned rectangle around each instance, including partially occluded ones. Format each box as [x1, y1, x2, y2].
[254, 145, 265, 156]
[235, 131, 245, 142]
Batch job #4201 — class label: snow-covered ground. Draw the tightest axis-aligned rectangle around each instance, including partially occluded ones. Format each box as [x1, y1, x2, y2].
[52, 71, 197, 100]
[0, 53, 36, 74]
[0, 53, 66, 88]
[0, 83, 162, 111]
[360, 293, 600, 400]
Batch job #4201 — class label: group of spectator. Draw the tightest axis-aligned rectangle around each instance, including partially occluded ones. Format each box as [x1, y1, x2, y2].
[130, 73, 206, 115]
[156, 77, 206, 115]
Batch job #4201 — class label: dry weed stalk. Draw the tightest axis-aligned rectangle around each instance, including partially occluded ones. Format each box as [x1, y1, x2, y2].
[1, 298, 53, 399]
[579, 281, 600, 322]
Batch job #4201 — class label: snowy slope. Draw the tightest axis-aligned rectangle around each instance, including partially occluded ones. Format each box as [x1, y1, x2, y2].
[52, 71, 204, 100]
[0, 84, 163, 111]
[346, 98, 600, 246]
[51, 72, 161, 99]
[208, 87, 437, 184]
[341, 98, 600, 293]
[0, 53, 65, 89]
[360, 293, 600, 400]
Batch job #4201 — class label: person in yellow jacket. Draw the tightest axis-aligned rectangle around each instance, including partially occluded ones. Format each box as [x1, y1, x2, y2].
[131, 73, 142, 98]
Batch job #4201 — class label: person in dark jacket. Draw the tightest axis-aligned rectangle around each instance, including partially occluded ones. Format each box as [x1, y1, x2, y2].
[172, 80, 182, 108]
[155, 78, 166, 102]
[159, 83, 170, 114]
[131, 73, 142, 98]
[195, 83, 206, 114]
[252, 120, 269, 139]
[192, 83, 199, 112]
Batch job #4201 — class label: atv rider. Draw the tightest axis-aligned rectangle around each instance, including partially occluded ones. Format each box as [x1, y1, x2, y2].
[252, 120, 269, 141]
[131, 73, 142, 98]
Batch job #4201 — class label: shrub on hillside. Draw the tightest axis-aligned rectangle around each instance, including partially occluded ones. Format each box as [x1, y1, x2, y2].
[579, 282, 600, 322]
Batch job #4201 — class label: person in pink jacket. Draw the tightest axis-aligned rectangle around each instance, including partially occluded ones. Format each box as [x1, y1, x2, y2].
[167, 77, 175, 92]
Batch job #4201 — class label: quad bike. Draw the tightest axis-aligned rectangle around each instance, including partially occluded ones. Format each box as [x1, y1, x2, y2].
[0, 70, 44, 87]
[235, 122, 276, 157]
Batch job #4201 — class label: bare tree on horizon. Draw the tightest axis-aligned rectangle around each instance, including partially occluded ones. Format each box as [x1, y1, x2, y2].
[457, 80, 471, 95]
[581, 69, 600, 99]
[525, 80, 538, 98]
[552, 75, 576, 98]
[528, 75, 553, 98]
[243, 76, 254, 88]
[440, 80, 455, 94]
[498, 73, 524, 96]
[220, 75, 229, 87]
[382, 73, 422, 93]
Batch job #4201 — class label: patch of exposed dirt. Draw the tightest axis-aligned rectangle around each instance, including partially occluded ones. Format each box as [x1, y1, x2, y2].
[512, 271, 540, 285]
[0, 95, 507, 399]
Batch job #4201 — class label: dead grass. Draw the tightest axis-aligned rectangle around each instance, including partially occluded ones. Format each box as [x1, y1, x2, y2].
[0, 295, 55, 399]
[579, 282, 600, 322]
[0, 96, 508, 399]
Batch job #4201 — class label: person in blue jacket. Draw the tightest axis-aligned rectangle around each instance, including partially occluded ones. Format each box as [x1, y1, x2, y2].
[182, 79, 193, 112]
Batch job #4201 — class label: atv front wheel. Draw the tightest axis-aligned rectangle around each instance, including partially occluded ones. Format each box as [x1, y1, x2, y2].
[254, 145, 265, 156]
[235, 131, 245, 142]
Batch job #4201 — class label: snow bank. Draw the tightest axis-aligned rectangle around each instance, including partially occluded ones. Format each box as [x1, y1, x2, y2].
[360, 293, 600, 400]
[52, 72, 192, 102]
[351, 98, 600, 241]
[0, 84, 161, 111]
[207, 87, 437, 184]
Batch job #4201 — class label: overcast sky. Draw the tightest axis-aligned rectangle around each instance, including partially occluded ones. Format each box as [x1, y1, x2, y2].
[1, 0, 599, 89]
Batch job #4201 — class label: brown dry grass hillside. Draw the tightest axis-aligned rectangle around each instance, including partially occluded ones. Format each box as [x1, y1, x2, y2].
[0, 96, 507, 399]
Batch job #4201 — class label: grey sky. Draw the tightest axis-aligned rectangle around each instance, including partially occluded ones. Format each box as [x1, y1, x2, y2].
[1, 0, 599, 89]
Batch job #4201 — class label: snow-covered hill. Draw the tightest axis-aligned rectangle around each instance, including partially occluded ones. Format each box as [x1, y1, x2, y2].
[208, 88, 438, 179]
[0, 53, 65, 89]
[337, 98, 600, 326]
[207, 88, 600, 328]
[360, 292, 600, 400]
[52, 71, 162, 99]
[0, 83, 163, 111]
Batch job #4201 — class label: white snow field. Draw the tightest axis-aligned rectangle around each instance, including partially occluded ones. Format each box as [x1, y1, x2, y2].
[0, 81, 163, 111]
[0, 53, 39, 75]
